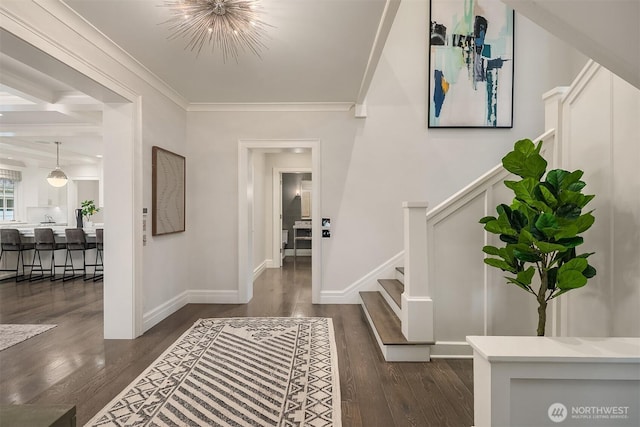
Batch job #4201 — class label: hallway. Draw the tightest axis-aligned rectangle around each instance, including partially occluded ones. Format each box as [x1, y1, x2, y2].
[0, 258, 473, 426]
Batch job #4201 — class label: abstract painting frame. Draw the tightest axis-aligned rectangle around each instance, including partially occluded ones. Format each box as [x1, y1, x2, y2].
[152, 146, 185, 236]
[428, 0, 514, 128]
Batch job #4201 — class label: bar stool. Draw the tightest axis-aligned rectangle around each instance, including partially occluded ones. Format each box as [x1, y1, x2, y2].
[62, 229, 95, 282]
[0, 229, 35, 282]
[90, 228, 103, 282]
[30, 228, 66, 281]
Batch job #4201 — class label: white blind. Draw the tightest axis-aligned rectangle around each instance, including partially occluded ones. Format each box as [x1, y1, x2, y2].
[0, 169, 21, 182]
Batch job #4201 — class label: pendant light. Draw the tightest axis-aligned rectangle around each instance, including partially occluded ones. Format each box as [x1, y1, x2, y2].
[47, 141, 68, 187]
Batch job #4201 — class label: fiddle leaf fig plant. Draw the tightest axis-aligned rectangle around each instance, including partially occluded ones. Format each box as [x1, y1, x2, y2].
[480, 139, 596, 336]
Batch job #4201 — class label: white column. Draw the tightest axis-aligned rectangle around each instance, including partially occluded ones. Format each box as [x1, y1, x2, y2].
[103, 101, 142, 339]
[401, 202, 433, 342]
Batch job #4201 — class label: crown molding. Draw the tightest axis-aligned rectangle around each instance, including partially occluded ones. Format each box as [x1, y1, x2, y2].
[187, 102, 355, 112]
[31, 0, 189, 110]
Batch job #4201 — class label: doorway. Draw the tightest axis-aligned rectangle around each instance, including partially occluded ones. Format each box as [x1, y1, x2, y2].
[272, 168, 312, 269]
[0, 26, 142, 339]
[238, 140, 321, 304]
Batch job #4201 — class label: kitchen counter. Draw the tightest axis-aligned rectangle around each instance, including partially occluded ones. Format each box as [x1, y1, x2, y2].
[0, 222, 67, 228]
[0, 223, 102, 237]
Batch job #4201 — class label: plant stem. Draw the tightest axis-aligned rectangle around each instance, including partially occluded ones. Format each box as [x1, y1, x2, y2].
[537, 269, 548, 336]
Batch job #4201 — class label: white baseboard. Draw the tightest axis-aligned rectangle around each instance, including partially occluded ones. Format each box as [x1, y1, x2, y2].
[253, 260, 267, 280]
[429, 341, 473, 359]
[320, 251, 404, 304]
[188, 290, 240, 304]
[143, 289, 241, 332]
[142, 251, 408, 332]
[143, 291, 189, 332]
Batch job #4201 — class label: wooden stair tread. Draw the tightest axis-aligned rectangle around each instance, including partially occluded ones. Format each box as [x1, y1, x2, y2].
[378, 279, 403, 308]
[360, 291, 431, 345]
[396, 267, 404, 275]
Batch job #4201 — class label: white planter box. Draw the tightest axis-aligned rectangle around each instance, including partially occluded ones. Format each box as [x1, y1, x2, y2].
[466, 336, 640, 427]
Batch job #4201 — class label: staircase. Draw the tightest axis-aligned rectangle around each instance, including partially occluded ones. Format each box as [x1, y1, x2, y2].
[359, 267, 433, 361]
[359, 60, 640, 360]
[358, 202, 435, 362]
[358, 127, 562, 361]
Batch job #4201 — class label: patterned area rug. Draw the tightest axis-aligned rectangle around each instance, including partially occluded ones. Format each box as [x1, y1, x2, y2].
[0, 324, 57, 351]
[86, 317, 341, 427]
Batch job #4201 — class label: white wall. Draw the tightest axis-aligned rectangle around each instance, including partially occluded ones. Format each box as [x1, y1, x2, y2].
[560, 65, 640, 337]
[187, 112, 354, 294]
[141, 96, 188, 321]
[186, 3, 587, 299]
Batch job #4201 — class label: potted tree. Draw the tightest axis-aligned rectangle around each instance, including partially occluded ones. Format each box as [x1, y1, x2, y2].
[480, 139, 597, 336]
[81, 199, 100, 228]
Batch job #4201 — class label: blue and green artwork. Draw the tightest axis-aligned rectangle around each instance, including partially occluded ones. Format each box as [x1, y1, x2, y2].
[429, 0, 514, 128]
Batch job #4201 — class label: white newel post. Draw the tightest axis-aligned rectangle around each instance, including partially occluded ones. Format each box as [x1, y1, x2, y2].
[401, 202, 433, 342]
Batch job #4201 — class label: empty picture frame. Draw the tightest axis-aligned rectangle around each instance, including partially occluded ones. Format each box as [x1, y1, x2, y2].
[428, 0, 514, 128]
[152, 146, 185, 236]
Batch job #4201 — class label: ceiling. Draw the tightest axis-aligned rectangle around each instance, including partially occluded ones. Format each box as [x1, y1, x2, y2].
[0, 0, 390, 166]
[0, 52, 104, 168]
[65, 0, 388, 103]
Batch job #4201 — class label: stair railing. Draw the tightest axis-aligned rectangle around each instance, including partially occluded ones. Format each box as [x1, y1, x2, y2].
[402, 130, 557, 352]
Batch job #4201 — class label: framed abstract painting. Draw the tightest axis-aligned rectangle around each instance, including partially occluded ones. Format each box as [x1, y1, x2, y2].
[428, 0, 514, 128]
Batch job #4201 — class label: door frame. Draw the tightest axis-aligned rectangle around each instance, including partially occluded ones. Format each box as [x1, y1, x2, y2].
[0, 19, 143, 339]
[272, 167, 312, 268]
[238, 139, 321, 303]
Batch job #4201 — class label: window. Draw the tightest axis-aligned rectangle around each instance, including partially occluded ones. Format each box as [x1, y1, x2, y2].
[0, 169, 21, 222]
[0, 178, 15, 221]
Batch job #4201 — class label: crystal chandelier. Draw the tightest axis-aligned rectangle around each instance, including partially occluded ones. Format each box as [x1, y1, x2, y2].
[161, 0, 272, 62]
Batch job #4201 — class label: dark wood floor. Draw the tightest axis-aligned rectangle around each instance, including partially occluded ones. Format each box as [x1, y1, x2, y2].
[0, 257, 473, 426]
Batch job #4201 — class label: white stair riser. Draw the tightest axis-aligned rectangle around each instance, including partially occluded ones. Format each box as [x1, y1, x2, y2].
[395, 268, 404, 284]
[377, 282, 402, 319]
[359, 294, 431, 362]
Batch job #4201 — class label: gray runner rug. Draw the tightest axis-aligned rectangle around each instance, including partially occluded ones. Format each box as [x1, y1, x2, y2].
[0, 324, 57, 351]
[86, 317, 341, 426]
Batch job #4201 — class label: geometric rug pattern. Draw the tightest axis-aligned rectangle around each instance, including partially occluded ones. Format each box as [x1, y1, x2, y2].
[0, 324, 57, 351]
[85, 317, 341, 426]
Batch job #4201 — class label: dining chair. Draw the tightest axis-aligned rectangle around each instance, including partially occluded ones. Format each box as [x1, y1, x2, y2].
[30, 228, 66, 281]
[90, 228, 103, 282]
[0, 228, 35, 282]
[62, 228, 96, 282]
